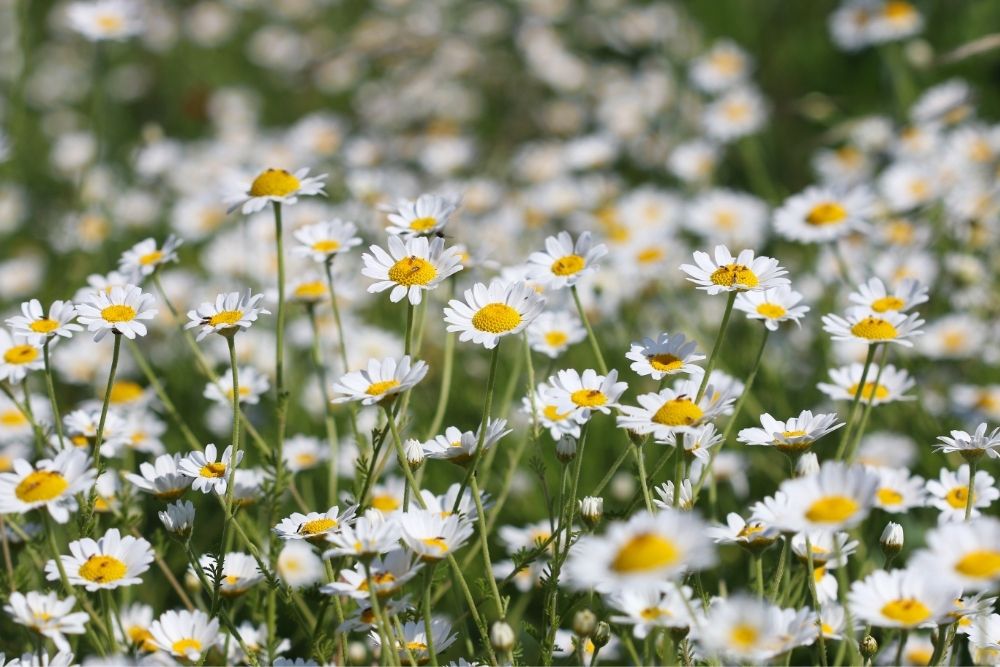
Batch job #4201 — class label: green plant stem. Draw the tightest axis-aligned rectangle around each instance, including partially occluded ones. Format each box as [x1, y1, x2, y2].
[307, 306, 340, 503]
[634, 444, 654, 512]
[768, 537, 789, 601]
[571, 285, 608, 375]
[895, 630, 908, 667]
[470, 474, 504, 619]
[85, 333, 121, 534]
[966, 459, 978, 521]
[272, 201, 289, 497]
[695, 291, 737, 403]
[450, 343, 501, 513]
[384, 405, 426, 510]
[41, 340, 65, 445]
[590, 442, 633, 497]
[754, 553, 765, 598]
[422, 563, 439, 667]
[804, 536, 828, 667]
[834, 344, 878, 460]
[213, 335, 241, 612]
[845, 344, 889, 463]
[445, 554, 498, 665]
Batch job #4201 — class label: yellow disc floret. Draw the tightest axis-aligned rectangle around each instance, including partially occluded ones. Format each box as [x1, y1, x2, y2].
[15, 470, 69, 503]
[805, 495, 859, 523]
[850, 316, 899, 341]
[806, 202, 848, 226]
[610, 532, 679, 573]
[710, 263, 759, 289]
[388, 256, 437, 286]
[471, 303, 521, 334]
[101, 305, 137, 323]
[3, 345, 38, 365]
[652, 397, 703, 427]
[249, 169, 300, 198]
[550, 254, 585, 276]
[78, 555, 128, 584]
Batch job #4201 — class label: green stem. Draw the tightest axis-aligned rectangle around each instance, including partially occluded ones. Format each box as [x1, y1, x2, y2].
[85, 333, 121, 534]
[634, 444, 654, 512]
[845, 344, 889, 463]
[571, 285, 608, 375]
[834, 344, 878, 461]
[272, 201, 288, 496]
[894, 630, 908, 667]
[307, 306, 340, 503]
[450, 343, 501, 513]
[754, 553, 764, 598]
[804, 536, 828, 667]
[42, 340, 65, 445]
[695, 291, 737, 403]
[213, 336, 241, 612]
[470, 474, 504, 619]
[966, 459, 978, 521]
[422, 563, 439, 667]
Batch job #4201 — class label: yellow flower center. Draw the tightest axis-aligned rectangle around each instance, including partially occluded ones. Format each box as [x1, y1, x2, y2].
[806, 202, 848, 226]
[387, 256, 437, 287]
[648, 354, 684, 372]
[570, 389, 607, 408]
[421, 537, 450, 554]
[300, 518, 337, 535]
[881, 598, 931, 626]
[871, 296, 905, 312]
[110, 381, 144, 404]
[847, 381, 889, 401]
[171, 638, 202, 656]
[756, 303, 786, 319]
[550, 254, 586, 277]
[294, 281, 326, 300]
[652, 397, 703, 427]
[208, 310, 243, 327]
[101, 305, 137, 323]
[311, 240, 341, 253]
[805, 495, 859, 523]
[737, 523, 765, 539]
[96, 14, 124, 30]
[366, 380, 400, 396]
[709, 263, 759, 289]
[406, 641, 429, 652]
[636, 247, 664, 264]
[128, 626, 156, 651]
[295, 453, 317, 467]
[199, 462, 227, 478]
[4, 345, 38, 365]
[850, 316, 898, 340]
[954, 550, 1000, 579]
[877, 487, 904, 506]
[781, 429, 808, 438]
[946, 486, 971, 510]
[544, 331, 568, 348]
[542, 404, 569, 421]
[0, 409, 27, 427]
[471, 303, 522, 334]
[78, 555, 127, 583]
[640, 607, 670, 621]
[371, 494, 400, 512]
[29, 319, 60, 334]
[610, 532, 679, 573]
[138, 250, 163, 266]
[249, 169, 300, 197]
[729, 623, 759, 649]
[15, 470, 69, 503]
[408, 216, 438, 232]
[883, 0, 916, 20]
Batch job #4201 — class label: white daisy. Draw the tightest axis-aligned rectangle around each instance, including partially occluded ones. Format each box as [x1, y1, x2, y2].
[422, 418, 511, 466]
[848, 568, 957, 629]
[871, 466, 926, 513]
[149, 609, 220, 661]
[45, 528, 153, 591]
[934, 423, 1000, 460]
[823, 306, 925, 347]
[734, 286, 810, 331]
[4, 591, 89, 652]
[361, 235, 463, 306]
[370, 617, 457, 665]
[617, 385, 730, 439]
[204, 366, 270, 406]
[625, 333, 705, 380]
[702, 86, 768, 142]
[125, 453, 192, 500]
[277, 541, 324, 589]
[547, 368, 628, 425]
[526, 231, 607, 289]
[817, 362, 915, 405]
[322, 549, 421, 600]
[115, 602, 157, 652]
[607, 585, 696, 638]
[76, 284, 157, 341]
[198, 552, 263, 597]
[690, 39, 751, 94]
[848, 277, 928, 314]
[764, 462, 879, 533]
[158, 500, 195, 536]
[385, 193, 460, 236]
[399, 510, 475, 562]
[292, 219, 362, 262]
[118, 235, 182, 280]
[521, 383, 582, 442]
[177, 443, 243, 495]
[226, 167, 327, 215]
[706, 512, 780, 553]
[324, 510, 401, 559]
[694, 595, 791, 663]
[273, 505, 356, 543]
[65, 0, 143, 41]
[331, 356, 428, 406]
[737, 410, 844, 455]
[443, 280, 546, 349]
[911, 518, 1000, 592]
[925, 464, 999, 522]
[5, 300, 82, 345]
[526, 310, 586, 359]
[680, 245, 789, 294]
[185, 289, 269, 341]
[773, 186, 874, 243]
[282, 434, 330, 472]
[0, 448, 95, 523]
[0, 329, 43, 384]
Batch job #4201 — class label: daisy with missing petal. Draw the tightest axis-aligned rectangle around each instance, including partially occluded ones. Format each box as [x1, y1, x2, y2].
[773, 186, 874, 243]
[118, 235, 182, 280]
[848, 568, 957, 629]
[0, 330, 43, 384]
[177, 443, 243, 495]
[6, 300, 82, 345]
[0, 448, 95, 523]
[911, 518, 1000, 592]
[331, 356, 428, 406]
[680, 245, 789, 294]
[273, 505, 356, 544]
[526, 231, 607, 289]
[926, 464, 998, 523]
[149, 609, 220, 662]
[626, 333, 705, 380]
[45, 528, 153, 591]
[527, 311, 586, 359]
[76, 285, 157, 341]
[848, 277, 928, 314]
[817, 363, 915, 405]
[422, 418, 511, 466]
[934, 423, 1000, 461]
[444, 280, 546, 349]
[872, 467, 926, 513]
[766, 462, 879, 533]
[292, 219, 362, 263]
[4, 591, 89, 652]
[385, 193, 460, 236]
[125, 453, 192, 500]
[607, 586, 696, 638]
[738, 411, 843, 456]
[616, 385, 727, 439]
[822, 306, 924, 347]
[547, 368, 628, 425]
[399, 510, 474, 562]
[563, 509, 716, 592]
[185, 290, 269, 341]
[734, 286, 810, 331]
[362, 235, 463, 306]
[226, 167, 327, 215]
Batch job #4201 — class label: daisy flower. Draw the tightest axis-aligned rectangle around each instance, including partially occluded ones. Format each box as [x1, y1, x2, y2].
[607, 586, 696, 638]
[563, 509, 716, 592]
[325, 510, 401, 559]
[0, 448, 95, 523]
[118, 235, 182, 279]
[526, 310, 586, 359]
[680, 245, 789, 294]
[872, 467, 926, 513]
[662, 423, 725, 463]
[694, 595, 793, 664]
[5, 300, 82, 345]
[361, 235, 463, 306]
[625, 333, 705, 380]
[848, 568, 957, 629]
[125, 453, 192, 500]
[526, 231, 607, 289]
[689, 39, 751, 94]
[287, 276, 327, 304]
[934, 423, 1000, 461]
[521, 384, 581, 442]
[653, 479, 694, 511]
[273, 505, 356, 543]
[115, 602, 157, 652]
[204, 366, 270, 405]
[277, 541, 324, 589]
[926, 464, 998, 522]
[848, 277, 928, 314]
[185, 289, 269, 341]
[737, 410, 844, 455]
[706, 513, 780, 553]
[226, 167, 327, 215]
[158, 500, 195, 536]
[45, 528, 153, 591]
[149, 609, 220, 662]
[0, 329, 43, 384]
[331, 356, 428, 406]
[443, 280, 546, 349]
[322, 549, 421, 600]
[617, 385, 728, 439]
[547, 368, 628, 425]
[4, 591, 88, 652]
[177, 443, 243, 495]
[702, 86, 768, 142]
[817, 362, 915, 405]
[63, 408, 129, 454]
[282, 435, 329, 472]
[766, 462, 879, 533]
[371, 618, 456, 665]
[790, 531, 858, 569]
[198, 552, 263, 597]
[76, 284, 157, 341]
[385, 193, 460, 236]
[367, 478, 406, 515]
[399, 510, 475, 561]
[422, 418, 511, 466]
[823, 306, 925, 347]
[911, 518, 1000, 592]
[734, 286, 810, 331]
[773, 186, 874, 243]
[65, 0, 143, 41]
[292, 219, 362, 262]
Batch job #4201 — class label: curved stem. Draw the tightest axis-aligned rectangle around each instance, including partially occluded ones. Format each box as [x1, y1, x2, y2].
[450, 343, 501, 513]
[571, 285, 608, 375]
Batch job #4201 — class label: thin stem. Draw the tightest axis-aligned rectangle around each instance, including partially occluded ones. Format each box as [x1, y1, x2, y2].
[451, 343, 501, 514]
[966, 459, 978, 521]
[846, 344, 889, 463]
[272, 201, 289, 496]
[768, 537, 789, 601]
[307, 306, 340, 503]
[633, 444, 654, 512]
[591, 442, 634, 497]
[213, 335, 241, 612]
[834, 344, 878, 460]
[384, 406, 426, 511]
[404, 302, 415, 357]
[754, 553, 765, 598]
[422, 563, 439, 667]
[804, 536, 828, 667]
[42, 340, 65, 445]
[445, 554, 498, 665]
[85, 333, 121, 534]
[470, 474, 504, 620]
[695, 291, 737, 403]
[571, 285, 608, 375]
[894, 630, 908, 667]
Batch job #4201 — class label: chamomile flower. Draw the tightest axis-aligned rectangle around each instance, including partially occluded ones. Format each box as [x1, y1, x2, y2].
[526, 311, 586, 359]
[204, 366, 270, 406]
[738, 411, 844, 455]
[911, 519, 1000, 592]
[848, 568, 957, 629]
[548, 368, 628, 424]
[322, 549, 421, 599]
[607, 586, 696, 638]
[926, 464, 998, 522]
[934, 423, 1000, 461]
[867, 0, 924, 43]
[680, 245, 789, 294]
[817, 362, 915, 405]
[361, 235, 463, 306]
[325, 510, 401, 558]
[694, 595, 792, 663]
[277, 541, 324, 589]
[125, 453, 192, 500]
[63, 408, 129, 454]
[158, 500, 195, 536]
[774, 186, 874, 243]
[185, 290, 269, 341]
[273, 505, 356, 543]
[385, 193, 460, 236]
[199, 552, 263, 597]
[422, 418, 511, 466]
[115, 603, 157, 652]
[653, 479, 694, 511]
[5, 300, 82, 345]
[118, 235, 182, 280]
[399, 510, 474, 561]
[616, 386, 726, 438]
[0, 330, 43, 384]
[149, 609, 220, 661]
[292, 219, 362, 262]
[228, 622, 291, 664]
[706, 513, 780, 553]
[0, 448, 95, 523]
[626, 333, 704, 380]
[522, 383, 581, 441]
[952, 384, 1000, 421]
[76, 285, 157, 341]
[663, 423, 725, 463]
[226, 167, 327, 215]
[872, 467, 926, 513]
[282, 435, 329, 472]
[177, 444, 243, 495]
[734, 287, 810, 331]
[823, 306, 924, 347]
[4, 591, 88, 652]
[413, 483, 485, 520]
[331, 356, 428, 405]
[702, 86, 768, 142]
[368, 478, 406, 515]
[443, 280, 546, 349]
[45, 528, 153, 591]
[848, 277, 928, 314]
[563, 509, 716, 592]
[65, 0, 143, 41]
[790, 531, 858, 569]
[766, 462, 879, 533]
[690, 39, 751, 94]
[371, 618, 456, 665]
[526, 231, 607, 289]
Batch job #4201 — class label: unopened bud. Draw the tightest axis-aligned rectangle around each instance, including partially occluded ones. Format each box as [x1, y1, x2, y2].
[491, 620, 515, 652]
[795, 452, 820, 477]
[404, 438, 424, 469]
[556, 435, 577, 463]
[580, 496, 603, 528]
[880, 522, 904, 557]
[860, 634, 878, 659]
[572, 609, 597, 637]
[592, 622, 611, 648]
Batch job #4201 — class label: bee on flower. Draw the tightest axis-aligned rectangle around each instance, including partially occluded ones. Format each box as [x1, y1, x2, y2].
[361, 235, 463, 306]
[681, 245, 789, 294]
[185, 290, 269, 341]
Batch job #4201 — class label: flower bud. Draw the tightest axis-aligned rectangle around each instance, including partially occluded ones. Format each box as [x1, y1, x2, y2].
[859, 634, 878, 659]
[491, 620, 516, 653]
[556, 435, 577, 464]
[404, 438, 424, 470]
[592, 622, 611, 648]
[880, 522, 903, 557]
[795, 452, 820, 477]
[580, 496, 603, 528]
[572, 609, 597, 637]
